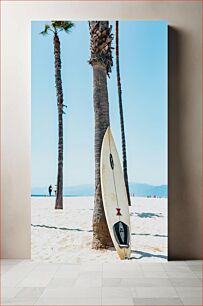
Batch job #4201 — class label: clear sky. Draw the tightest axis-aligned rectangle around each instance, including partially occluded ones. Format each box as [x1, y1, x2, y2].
[31, 21, 168, 188]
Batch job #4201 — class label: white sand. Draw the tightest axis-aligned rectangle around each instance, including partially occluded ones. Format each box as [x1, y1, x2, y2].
[31, 196, 167, 263]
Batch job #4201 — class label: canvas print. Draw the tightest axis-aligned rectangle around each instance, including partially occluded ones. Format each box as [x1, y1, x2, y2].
[31, 20, 168, 263]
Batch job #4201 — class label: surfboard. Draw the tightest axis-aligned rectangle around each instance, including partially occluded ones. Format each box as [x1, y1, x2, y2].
[100, 127, 131, 260]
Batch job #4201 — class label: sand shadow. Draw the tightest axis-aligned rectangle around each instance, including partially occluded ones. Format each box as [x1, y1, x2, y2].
[130, 249, 168, 260]
[131, 232, 167, 238]
[31, 224, 93, 232]
[134, 212, 163, 218]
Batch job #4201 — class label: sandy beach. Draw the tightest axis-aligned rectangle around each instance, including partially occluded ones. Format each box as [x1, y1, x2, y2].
[31, 196, 167, 263]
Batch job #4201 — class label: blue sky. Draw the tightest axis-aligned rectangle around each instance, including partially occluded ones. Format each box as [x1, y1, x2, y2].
[31, 21, 168, 188]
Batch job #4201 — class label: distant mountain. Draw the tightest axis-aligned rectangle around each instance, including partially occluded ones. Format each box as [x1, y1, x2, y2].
[64, 185, 94, 196]
[32, 183, 167, 198]
[129, 183, 167, 198]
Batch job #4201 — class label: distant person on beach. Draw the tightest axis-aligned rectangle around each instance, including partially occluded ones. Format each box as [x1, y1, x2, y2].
[48, 185, 53, 196]
[54, 185, 57, 196]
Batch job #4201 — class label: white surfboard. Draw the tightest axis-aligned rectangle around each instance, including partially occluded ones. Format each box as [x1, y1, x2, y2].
[100, 127, 131, 260]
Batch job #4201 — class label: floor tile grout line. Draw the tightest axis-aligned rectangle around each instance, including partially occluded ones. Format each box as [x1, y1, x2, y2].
[1, 260, 24, 275]
[178, 295, 201, 306]
[29, 261, 61, 305]
[167, 280, 185, 305]
[164, 265, 200, 278]
[164, 266, 199, 299]
[169, 278, 202, 304]
[3, 261, 41, 289]
[101, 262, 103, 305]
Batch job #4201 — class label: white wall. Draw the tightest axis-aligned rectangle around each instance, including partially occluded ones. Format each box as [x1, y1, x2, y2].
[1, 1, 201, 259]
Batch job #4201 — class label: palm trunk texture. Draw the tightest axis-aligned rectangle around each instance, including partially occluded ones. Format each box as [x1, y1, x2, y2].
[116, 21, 131, 206]
[54, 33, 63, 210]
[89, 21, 114, 248]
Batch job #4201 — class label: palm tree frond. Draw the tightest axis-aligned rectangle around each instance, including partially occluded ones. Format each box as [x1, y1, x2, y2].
[40, 24, 50, 35]
[51, 21, 61, 29]
[51, 20, 74, 33]
[62, 21, 74, 33]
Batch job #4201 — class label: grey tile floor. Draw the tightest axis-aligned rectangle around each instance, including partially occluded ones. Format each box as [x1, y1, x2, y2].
[1, 260, 202, 305]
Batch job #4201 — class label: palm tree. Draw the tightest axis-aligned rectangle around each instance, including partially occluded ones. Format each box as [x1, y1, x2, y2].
[40, 21, 74, 209]
[115, 21, 131, 206]
[89, 21, 113, 248]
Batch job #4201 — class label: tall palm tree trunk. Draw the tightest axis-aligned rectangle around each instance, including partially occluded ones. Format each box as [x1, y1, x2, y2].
[92, 64, 112, 248]
[116, 21, 131, 206]
[89, 21, 113, 248]
[54, 33, 63, 209]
